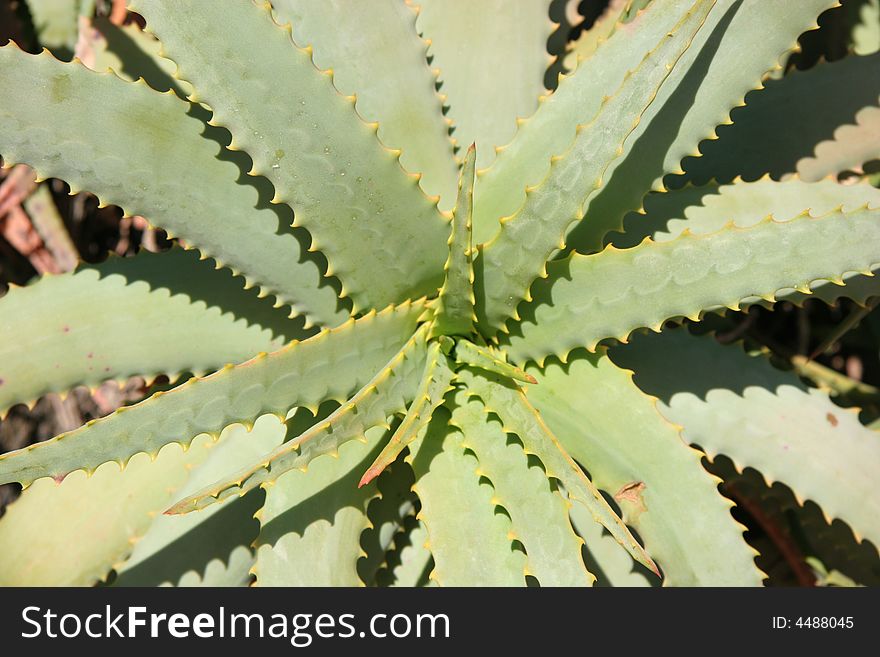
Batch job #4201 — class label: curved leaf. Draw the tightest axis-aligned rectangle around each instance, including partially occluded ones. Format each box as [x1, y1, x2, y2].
[0, 45, 345, 325]
[169, 325, 430, 513]
[614, 328, 880, 549]
[450, 396, 594, 586]
[459, 368, 659, 575]
[505, 205, 880, 365]
[476, 0, 713, 333]
[408, 408, 527, 586]
[134, 0, 450, 312]
[113, 416, 287, 587]
[254, 425, 388, 586]
[0, 436, 212, 586]
[0, 301, 424, 486]
[527, 351, 763, 585]
[0, 247, 307, 417]
[270, 0, 458, 209]
[414, 0, 554, 169]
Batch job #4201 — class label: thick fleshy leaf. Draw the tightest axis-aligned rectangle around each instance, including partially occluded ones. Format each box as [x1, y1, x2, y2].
[564, 0, 838, 252]
[134, 0, 450, 312]
[450, 396, 594, 586]
[415, 0, 554, 168]
[0, 247, 308, 417]
[475, 0, 837, 249]
[270, 0, 458, 209]
[613, 328, 880, 549]
[254, 425, 387, 586]
[408, 409, 527, 586]
[431, 145, 477, 337]
[680, 52, 880, 184]
[168, 325, 430, 513]
[0, 301, 424, 486]
[0, 45, 344, 325]
[476, 0, 713, 333]
[505, 205, 880, 365]
[527, 351, 763, 585]
[113, 416, 287, 587]
[797, 105, 880, 182]
[0, 437, 212, 586]
[359, 340, 454, 487]
[458, 368, 659, 575]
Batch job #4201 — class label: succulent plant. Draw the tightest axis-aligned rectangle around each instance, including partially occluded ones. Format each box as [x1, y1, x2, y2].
[0, 0, 878, 586]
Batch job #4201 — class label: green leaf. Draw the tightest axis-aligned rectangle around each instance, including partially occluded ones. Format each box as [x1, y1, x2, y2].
[85, 16, 192, 96]
[254, 425, 388, 586]
[680, 52, 880, 185]
[270, 0, 458, 209]
[0, 45, 345, 326]
[0, 436, 212, 586]
[504, 204, 880, 365]
[564, 0, 839, 252]
[359, 340, 454, 487]
[112, 416, 287, 587]
[611, 178, 880, 307]
[0, 301, 424, 486]
[476, 0, 714, 333]
[414, 0, 554, 169]
[451, 339, 536, 385]
[569, 503, 655, 587]
[167, 324, 430, 513]
[527, 351, 763, 585]
[358, 460, 418, 586]
[458, 368, 660, 576]
[612, 178, 880, 248]
[472, 0, 696, 245]
[431, 144, 477, 337]
[0, 247, 307, 417]
[408, 407, 528, 586]
[134, 0, 450, 313]
[797, 105, 880, 182]
[613, 328, 880, 549]
[450, 395, 594, 586]
[389, 521, 433, 587]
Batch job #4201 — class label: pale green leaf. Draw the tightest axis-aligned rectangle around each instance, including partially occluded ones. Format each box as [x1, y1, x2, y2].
[168, 325, 430, 513]
[614, 328, 880, 549]
[270, 0, 458, 209]
[0, 436, 212, 586]
[505, 205, 880, 365]
[0, 45, 345, 325]
[0, 301, 424, 486]
[450, 396, 594, 586]
[476, 0, 713, 332]
[0, 247, 307, 417]
[415, 0, 554, 169]
[408, 408, 527, 586]
[134, 0, 450, 312]
[431, 145, 476, 337]
[527, 351, 763, 585]
[113, 415, 287, 587]
[458, 368, 659, 575]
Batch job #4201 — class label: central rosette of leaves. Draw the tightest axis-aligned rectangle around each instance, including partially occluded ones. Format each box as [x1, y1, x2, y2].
[160, 146, 657, 576]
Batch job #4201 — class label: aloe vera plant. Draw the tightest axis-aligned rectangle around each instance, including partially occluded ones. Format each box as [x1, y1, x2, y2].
[0, 0, 878, 587]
